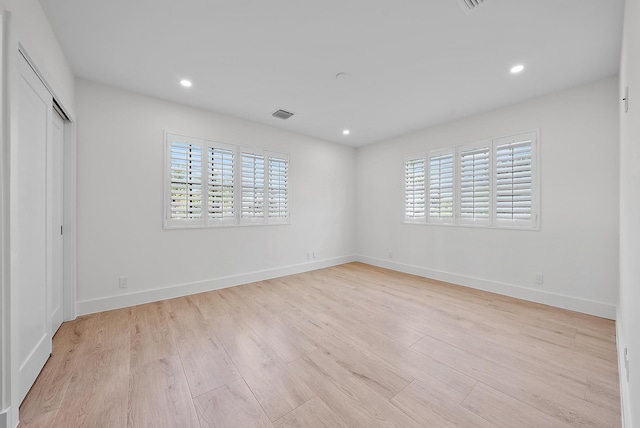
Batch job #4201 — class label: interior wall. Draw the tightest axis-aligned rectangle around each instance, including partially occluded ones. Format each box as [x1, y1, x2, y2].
[618, 0, 639, 425]
[0, 0, 74, 110]
[356, 77, 620, 318]
[75, 79, 357, 314]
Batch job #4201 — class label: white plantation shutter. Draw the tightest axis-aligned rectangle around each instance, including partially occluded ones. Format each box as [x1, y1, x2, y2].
[241, 151, 265, 220]
[494, 133, 536, 226]
[402, 131, 538, 229]
[207, 145, 235, 223]
[404, 155, 426, 222]
[268, 154, 289, 220]
[459, 145, 491, 223]
[169, 137, 203, 223]
[428, 150, 454, 222]
[165, 133, 291, 228]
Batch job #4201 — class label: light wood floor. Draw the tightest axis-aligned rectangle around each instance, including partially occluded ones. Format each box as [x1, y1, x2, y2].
[19, 263, 620, 427]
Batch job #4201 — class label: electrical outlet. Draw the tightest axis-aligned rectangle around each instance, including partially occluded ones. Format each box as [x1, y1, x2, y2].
[534, 272, 543, 285]
[312, 251, 317, 259]
[389, 252, 394, 259]
[119, 276, 128, 288]
[306, 252, 311, 260]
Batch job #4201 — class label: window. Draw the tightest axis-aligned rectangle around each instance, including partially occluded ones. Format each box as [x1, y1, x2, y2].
[239, 150, 290, 224]
[428, 150, 454, 222]
[403, 130, 539, 229]
[459, 144, 491, 224]
[494, 133, 534, 227]
[241, 151, 265, 221]
[268, 155, 289, 220]
[165, 132, 289, 228]
[207, 144, 235, 223]
[168, 136, 203, 224]
[404, 155, 426, 222]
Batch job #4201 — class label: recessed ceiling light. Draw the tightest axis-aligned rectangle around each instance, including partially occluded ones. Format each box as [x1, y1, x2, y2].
[343, 129, 350, 135]
[180, 79, 192, 87]
[510, 65, 524, 74]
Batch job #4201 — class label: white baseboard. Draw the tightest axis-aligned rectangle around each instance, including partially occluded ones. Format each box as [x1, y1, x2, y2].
[77, 255, 357, 315]
[356, 255, 616, 320]
[616, 308, 632, 428]
[78, 254, 616, 319]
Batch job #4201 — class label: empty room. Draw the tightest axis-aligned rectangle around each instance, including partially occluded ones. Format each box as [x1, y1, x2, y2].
[1, 0, 638, 427]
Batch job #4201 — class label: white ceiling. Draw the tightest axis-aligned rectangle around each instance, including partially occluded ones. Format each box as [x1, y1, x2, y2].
[39, 0, 624, 147]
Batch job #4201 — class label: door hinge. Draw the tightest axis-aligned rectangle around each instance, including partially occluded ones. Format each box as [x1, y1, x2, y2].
[60, 225, 63, 235]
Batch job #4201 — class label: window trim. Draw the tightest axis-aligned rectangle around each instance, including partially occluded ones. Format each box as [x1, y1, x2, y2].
[402, 129, 540, 230]
[403, 153, 427, 224]
[205, 141, 237, 226]
[427, 148, 455, 224]
[266, 151, 290, 224]
[492, 131, 538, 229]
[165, 133, 205, 229]
[458, 140, 492, 226]
[164, 132, 290, 229]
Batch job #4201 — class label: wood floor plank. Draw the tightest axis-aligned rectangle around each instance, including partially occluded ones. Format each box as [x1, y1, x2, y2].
[50, 345, 130, 428]
[19, 321, 88, 422]
[289, 350, 422, 428]
[391, 380, 496, 428]
[585, 377, 622, 413]
[273, 396, 348, 428]
[127, 356, 200, 428]
[285, 300, 478, 404]
[210, 314, 314, 421]
[18, 263, 620, 428]
[190, 289, 231, 320]
[179, 336, 241, 398]
[195, 379, 273, 428]
[130, 300, 177, 369]
[462, 382, 574, 428]
[218, 286, 318, 362]
[15, 409, 58, 428]
[411, 333, 620, 427]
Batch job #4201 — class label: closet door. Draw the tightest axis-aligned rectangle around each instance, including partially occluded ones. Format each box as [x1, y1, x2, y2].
[13, 53, 53, 404]
[51, 108, 64, 335]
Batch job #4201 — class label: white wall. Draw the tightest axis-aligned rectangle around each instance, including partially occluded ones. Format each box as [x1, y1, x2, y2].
[618, 0, 640, 425]
[75, 79, 357, 314]
[357, 77, 619, 318]
[0, 0, 74, 110]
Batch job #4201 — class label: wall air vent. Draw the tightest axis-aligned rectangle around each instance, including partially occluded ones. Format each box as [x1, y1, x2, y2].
[272, 109, 295, 120]
[457, 0, 488, 14]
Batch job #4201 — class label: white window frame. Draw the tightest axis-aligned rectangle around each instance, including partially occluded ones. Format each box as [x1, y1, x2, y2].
[493, 131, 539, 229]
[427, 148, 455, 224]
[164, 132, 290, 229]
[403, 153, 427, 223]
[205, 141, 237, 226]
[402, 129, 540, 230]
[458, 141, 492, 227]
[165, 133, 205, 228]
[266, 152, 290, 224]
[240, 148, 267, 225]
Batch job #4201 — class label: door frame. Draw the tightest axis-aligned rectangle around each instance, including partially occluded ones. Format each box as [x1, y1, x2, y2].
[0, 11, 77, 427]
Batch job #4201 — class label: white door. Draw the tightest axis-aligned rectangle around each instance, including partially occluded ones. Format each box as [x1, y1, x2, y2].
[13, 54, 53, 404]
[51, 108, 65, 335]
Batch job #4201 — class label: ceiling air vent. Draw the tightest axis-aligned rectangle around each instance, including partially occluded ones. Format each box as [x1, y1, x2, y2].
[457, 0, 488, 14]
[272, 109, 294, 120]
